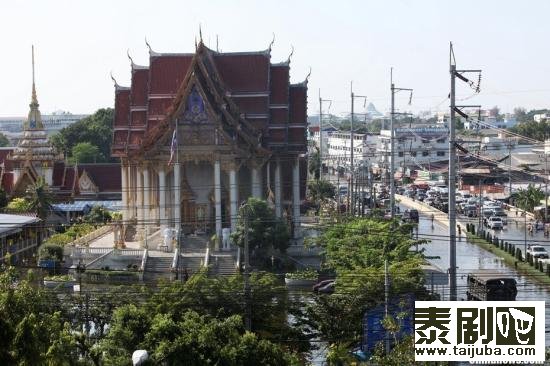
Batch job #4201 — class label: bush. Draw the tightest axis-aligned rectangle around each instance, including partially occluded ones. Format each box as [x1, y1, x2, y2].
[285, 268, 318, 280]
[38, 243, 63, 262]
[6, 197, 31, 212]
[65, 223, 95, 239]
[44, 233, 73, 246]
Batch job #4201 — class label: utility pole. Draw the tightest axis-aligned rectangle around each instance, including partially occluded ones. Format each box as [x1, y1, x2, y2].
[319, 91, 331, 181]
[350, 83, 367, 216]
[243, 205, 251, 331]
[390, 69, 413, 219]
[449, 44, 458, 302]
[508, 139, 512, 200]
[384, 259, 390, 354]
[448, 42, 481, 302]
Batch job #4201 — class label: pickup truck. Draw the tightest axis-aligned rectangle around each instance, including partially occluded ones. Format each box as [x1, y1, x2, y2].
[486, 216, 503, 230]
[527, 245, 549, 259]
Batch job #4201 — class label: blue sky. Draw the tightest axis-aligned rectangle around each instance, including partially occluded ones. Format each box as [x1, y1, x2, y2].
[1, 0, 550, 117]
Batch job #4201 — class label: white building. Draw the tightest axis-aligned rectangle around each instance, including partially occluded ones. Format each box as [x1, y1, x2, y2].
[377, 127, 449, 171]
[0, 111, 88, 136]
[325, 131, 378, 173]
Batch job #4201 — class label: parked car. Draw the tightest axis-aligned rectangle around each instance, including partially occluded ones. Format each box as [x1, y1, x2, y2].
[527, 245, 549, 259]
[487, 216, 503, 230]
[402, 209, 419, 223]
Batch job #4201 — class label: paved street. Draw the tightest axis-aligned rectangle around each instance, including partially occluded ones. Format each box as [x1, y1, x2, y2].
[400, 201, 550, 342]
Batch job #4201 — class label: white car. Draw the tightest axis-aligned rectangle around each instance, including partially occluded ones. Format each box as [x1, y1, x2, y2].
[487, 216, 503, 230]
[527, 245, 549, 259]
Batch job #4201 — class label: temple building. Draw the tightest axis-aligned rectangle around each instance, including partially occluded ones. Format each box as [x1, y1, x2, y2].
[0, 47, 121, 202]
[112, 40, 309, 243]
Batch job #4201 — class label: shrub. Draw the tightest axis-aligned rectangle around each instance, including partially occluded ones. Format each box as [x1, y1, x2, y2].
[44, 233, 73, 246]
[38, 243, 63, 262]
[6, 197, 31, 212]
[285, 268, 318, 280]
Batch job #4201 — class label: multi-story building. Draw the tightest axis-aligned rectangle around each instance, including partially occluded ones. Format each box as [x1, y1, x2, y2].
[325, 131, 378, 174]
[0, 112, 88, 135]
[377, 127, 449, 171]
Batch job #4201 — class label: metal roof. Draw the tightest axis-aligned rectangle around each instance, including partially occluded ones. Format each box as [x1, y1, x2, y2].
[0, 214, 40, 237]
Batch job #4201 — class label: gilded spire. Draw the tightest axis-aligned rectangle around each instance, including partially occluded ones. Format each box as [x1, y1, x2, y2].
[26, 45, 43, 130]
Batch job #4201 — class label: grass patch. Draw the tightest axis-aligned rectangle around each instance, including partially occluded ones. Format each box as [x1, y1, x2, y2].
[466, 233, 550, 287]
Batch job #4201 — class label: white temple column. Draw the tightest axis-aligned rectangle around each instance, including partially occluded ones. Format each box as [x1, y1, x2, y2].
[229, 167, 238, 232]
[275, 159, 282, 218]
[214, 160, 222, 249]
[44, 166, 53, 186]
[174, 163, 181, 230]
[136, 169, 144, 233]
[251, 163, 262, 198]
[158, 168, 167, 230]
[143, 167, 150, 235]
[292, 157, 301, 239]
[121, 163, 128, 221]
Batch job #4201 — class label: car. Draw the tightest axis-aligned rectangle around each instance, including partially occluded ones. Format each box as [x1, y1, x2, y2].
[487, 216, 503, 230]
[313, 279, 335, 292]
[462, 204, 477, 217]
[527, 245, 549, 259]
[424, 197, 435, 206]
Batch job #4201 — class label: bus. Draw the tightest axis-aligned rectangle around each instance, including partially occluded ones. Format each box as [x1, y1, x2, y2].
[466, 270, 517, 301]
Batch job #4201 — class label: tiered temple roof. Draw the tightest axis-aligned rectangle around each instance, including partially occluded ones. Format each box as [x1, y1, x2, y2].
[10, 46, 59, 163]
[112, 41, 308, 158]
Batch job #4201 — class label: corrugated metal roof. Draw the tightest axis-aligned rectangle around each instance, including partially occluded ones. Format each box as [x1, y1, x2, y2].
[0, 214, 40, 236]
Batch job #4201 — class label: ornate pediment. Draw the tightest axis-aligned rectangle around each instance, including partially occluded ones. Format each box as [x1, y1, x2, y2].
[180, 87, 209, 125]
[78, 170, 99, 193]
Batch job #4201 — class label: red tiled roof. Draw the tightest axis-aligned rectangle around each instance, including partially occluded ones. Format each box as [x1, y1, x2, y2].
[131, 68, 149, 106]
[61, 167, 76, 191]
[233, 97, 268, 115]
[78, 164, 121, 191]
[289, 85, 307, 124]
[130, 110, 146, 126]
[52, 161, 65, 187]
[213, 53, 269, 92]
[0, 148, 13, 164]
[2, 172, 13, 194]
[149, 55, 193, 95]
[270, 65, 289, 105]
[114, 89, 130, 127]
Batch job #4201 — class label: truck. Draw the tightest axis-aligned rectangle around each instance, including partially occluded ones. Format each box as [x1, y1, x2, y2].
[466, 270, 517, 301]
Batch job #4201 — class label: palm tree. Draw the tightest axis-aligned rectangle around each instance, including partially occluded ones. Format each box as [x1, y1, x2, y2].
[515, 184, 544, 213]
[26, 177, 53, 223]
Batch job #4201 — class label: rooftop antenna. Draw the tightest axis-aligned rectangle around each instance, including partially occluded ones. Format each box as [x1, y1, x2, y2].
[216, 34, 219, 52]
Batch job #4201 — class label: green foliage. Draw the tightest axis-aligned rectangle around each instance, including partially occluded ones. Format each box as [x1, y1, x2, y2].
[303, 218, 431, 361]
[70, 142, 104, 164]
[510, 119, 550, 140]
[309, 148, 321, 180]
[44, 233, 73, 246]
[515, 184, 545, 213]
[38, 243, 63, 261]
[64, 223, 96, 240]
[25, 178, 53, 222]
[49, 108, 114, 162]
[231, 198, 290, 262]
[308, 179, 336, 202]
[100, 307, 299, 366]
[0, 133, 9, 147]
[84, 205, 112, 224]
[285, 268, 318, 280]
[6, 197, 31, 212]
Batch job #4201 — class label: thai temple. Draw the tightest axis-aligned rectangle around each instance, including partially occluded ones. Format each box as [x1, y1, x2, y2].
[0, 47, 121, 201]
[112, 39, 309, 242]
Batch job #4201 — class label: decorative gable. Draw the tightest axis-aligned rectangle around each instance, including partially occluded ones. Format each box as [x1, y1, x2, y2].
[78, 170, 99, 194]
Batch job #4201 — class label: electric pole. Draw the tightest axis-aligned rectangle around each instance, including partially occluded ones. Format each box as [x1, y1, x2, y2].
[350, 83, 367, 216]
[243, 205, 251, 331]
[384, 259, 390, 354]
[449, 45, 458, 302]
[389, 68, 413, 219]
[448, 42, 481, 301]
[319, 90, 331, 181]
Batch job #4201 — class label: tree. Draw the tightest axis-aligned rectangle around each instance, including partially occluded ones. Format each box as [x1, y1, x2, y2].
[100, 307, 300, 366]
[515, 184, 545, 213]
[231, 198, 290, 262]
[0, 133, 9, 147]
[70, 142, 104, 164]
[308, 179, 336, 203]
[6, 197, 31, 212]
[25, 178, 53, 222]
[308, 148, 321, 180]
[50, 108, 114, 162]
[84, 205, 112, 224]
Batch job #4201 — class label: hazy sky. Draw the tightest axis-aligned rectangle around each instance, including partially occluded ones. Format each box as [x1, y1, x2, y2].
[2, 0, 550, 117]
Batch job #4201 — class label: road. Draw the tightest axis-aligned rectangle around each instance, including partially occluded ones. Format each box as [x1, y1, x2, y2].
[400, 201, 550, 342]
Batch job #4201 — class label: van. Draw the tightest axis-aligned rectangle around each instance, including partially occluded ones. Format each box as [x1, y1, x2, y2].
[467, 270, 517, 301]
